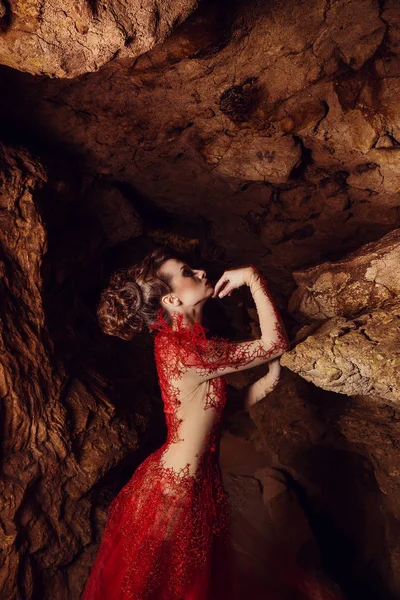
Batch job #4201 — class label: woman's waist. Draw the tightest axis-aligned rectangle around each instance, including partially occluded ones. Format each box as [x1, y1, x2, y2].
[160, 422, 222, 466]
[163, 433, 220, 455]
[166, 417, 221, 447]
[146, 437, 220, 486]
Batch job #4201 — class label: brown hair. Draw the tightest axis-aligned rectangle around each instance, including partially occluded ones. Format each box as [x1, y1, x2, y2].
[96, 247, 177, 340]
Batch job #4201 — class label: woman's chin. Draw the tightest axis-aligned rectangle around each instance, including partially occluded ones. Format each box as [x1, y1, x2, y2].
[203, 286, 214, 300]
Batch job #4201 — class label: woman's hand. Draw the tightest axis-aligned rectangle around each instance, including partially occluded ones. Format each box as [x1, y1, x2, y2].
[212, 266, 254, 298]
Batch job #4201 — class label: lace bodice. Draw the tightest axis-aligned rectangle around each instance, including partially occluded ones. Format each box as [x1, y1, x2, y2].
[81, 268, 295, 600]
[149, 266, 289, 481]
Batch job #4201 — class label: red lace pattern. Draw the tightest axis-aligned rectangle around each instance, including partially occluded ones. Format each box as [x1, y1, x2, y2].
[248, 263, 290, 350]
[80, 270, 344, 600]
[81, 312, 243, 600]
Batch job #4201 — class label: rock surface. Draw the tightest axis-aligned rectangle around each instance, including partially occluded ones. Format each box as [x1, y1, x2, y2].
[275, 230, 400, 596]
[0, 0, 399, 298]
[0, 143, 154, 600]
[0, 0, 198, 77]
[244, 370, 400, 598]
[281, 298, 400, 401]
[280, 230, 400, 402]
[287, 229, 400, 323]
[0, 0, 400, 599]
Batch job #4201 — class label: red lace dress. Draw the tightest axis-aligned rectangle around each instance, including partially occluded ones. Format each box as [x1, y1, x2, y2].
[81, 269, 344, 600]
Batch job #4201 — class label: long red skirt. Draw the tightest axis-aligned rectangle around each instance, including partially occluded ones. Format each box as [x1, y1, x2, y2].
[81, 445, 240, 600]
[80, 446, 345, 600]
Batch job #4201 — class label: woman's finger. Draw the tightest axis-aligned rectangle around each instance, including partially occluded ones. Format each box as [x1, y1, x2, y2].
[211, 277, 224, 297]
[218, 283, 234, 298]
[212, 275, 230, 297]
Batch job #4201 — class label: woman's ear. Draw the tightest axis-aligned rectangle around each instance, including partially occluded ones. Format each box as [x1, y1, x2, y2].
[161, 294, 181, 307]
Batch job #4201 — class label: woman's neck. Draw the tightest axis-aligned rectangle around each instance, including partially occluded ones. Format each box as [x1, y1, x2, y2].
[171, 306, 203, 329]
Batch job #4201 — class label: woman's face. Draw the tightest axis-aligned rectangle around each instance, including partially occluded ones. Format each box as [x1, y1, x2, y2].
[158, 259, 214, 308]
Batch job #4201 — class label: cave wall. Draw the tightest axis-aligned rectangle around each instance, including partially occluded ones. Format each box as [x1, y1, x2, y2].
[0, 143, 164, 599]
[0, 0, 198, 77]
[1, 0, 400, 296]
[0, 0, 400, 599]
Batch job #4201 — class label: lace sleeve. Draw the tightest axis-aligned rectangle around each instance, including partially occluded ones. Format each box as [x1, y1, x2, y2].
[187, 265, 289, 382]
[154, 318, 284, 384]
[152, 266, 289, 383]
[184, 334, 285, 381]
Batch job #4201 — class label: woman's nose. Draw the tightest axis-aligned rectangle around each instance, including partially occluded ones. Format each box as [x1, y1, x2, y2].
[198, 269, 206, 279]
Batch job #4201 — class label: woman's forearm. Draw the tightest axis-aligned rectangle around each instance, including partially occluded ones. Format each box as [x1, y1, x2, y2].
[243, 358, 281, 409]
[246, 265, 290, 355]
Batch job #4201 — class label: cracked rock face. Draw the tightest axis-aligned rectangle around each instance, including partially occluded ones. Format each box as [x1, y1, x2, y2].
[280, 230, 400, 403]
[274, 228, 400, 594]
[0, 0, 197, 77]
[288, 229, 400, 322]
[0, 0, 399, 300]
[202, 131, 302, 184]
[281, 297, 400, 402]
[0, 143, 155, 600]
[1, 0, 400, 599]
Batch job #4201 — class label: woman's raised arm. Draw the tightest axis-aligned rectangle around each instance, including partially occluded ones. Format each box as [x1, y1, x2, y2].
[184, 265, 290, 382]
[246, 264, 290, 356]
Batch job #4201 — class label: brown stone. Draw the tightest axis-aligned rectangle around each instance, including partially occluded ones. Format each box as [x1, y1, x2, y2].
[0, 0, 198, 77]
[288, 228, 400, 322]
[0, 1, 399, 597]
[281, 298, 400, 402]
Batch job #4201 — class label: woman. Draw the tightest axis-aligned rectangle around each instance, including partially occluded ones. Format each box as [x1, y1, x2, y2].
[81, 248, 343, 600]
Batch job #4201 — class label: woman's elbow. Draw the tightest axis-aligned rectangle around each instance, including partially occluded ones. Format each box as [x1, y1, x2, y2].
[261, 336, 290, 358]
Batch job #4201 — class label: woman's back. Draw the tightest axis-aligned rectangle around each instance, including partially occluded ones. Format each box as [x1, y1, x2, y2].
[81, 258, 344, 600]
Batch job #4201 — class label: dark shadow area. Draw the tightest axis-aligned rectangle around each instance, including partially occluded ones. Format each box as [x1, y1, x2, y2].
[280, 446, 396, 600]
[0, 0, 12, 32]
[0, 1, 398, 596]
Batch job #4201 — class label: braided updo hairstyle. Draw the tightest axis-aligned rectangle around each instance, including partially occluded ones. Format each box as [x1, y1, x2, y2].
[97, 247, 177, 340]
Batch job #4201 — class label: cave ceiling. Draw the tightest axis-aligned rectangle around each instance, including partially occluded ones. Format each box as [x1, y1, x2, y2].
[1, 2, 400, 598]
[0, 0, 399, 299]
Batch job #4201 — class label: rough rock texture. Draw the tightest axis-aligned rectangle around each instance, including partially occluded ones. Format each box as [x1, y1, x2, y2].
[287, 229, 400, 323]
[0, 0, 400, 599]
[244, 371, 400, 599]
[0, 0, 198, 77]
[0, 143, 158, 600]
[281, 298, 400, 401]
[84, 179, 143, 247]
[0, 0, 399, 298]
[220, 434, 338, 598]
[274, 231, 400, 596]
[280, 231, 400, 401]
